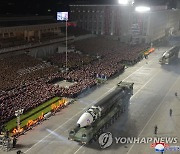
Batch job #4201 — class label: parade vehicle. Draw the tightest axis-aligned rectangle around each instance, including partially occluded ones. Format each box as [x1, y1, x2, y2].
[68, 81, 134, 144]
[159, 46, 179, 64]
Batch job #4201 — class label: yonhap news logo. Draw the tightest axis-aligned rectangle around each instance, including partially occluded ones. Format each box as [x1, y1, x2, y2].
[98, 132, 113, 149]
[98, 132, 178, 149]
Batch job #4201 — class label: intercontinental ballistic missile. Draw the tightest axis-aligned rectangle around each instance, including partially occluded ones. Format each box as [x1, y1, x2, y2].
[69, 81, 134, 144]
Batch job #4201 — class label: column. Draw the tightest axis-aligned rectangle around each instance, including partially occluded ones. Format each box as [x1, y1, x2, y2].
[38, 30, 41, 40]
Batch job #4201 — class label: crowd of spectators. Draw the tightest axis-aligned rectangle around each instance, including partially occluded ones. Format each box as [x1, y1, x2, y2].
[0, 54, 58, 91]
[48, 52, 94, 69]
[73, 37, 148, 58]
[0, 54, 60, 125]
[0, 80, 59, 124]
[0, 36, 149, 126]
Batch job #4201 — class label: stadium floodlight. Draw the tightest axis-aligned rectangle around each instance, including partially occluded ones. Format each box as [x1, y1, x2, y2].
[135, 6, 150, 12]
[118, 0, 129, 5]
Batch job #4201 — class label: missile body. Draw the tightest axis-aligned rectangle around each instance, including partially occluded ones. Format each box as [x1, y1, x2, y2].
[77, 83, 133, 128]
[69, 81, 134, 144]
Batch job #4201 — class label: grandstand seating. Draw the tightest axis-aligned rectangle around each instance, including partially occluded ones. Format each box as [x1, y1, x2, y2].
[48, 52, 94, 69]
[0, 37, 149, 126]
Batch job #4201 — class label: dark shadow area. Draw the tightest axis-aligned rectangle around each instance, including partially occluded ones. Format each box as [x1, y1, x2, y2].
[160, 57, 180, 75]
[12, 143, 34, 151]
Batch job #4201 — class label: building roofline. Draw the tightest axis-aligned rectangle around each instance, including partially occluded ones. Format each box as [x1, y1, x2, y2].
[69, 4, 132, 7]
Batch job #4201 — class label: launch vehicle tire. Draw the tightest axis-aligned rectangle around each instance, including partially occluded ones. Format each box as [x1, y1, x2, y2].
[89, 139, 93, 144]
[115, 114, 118, 120]
[98, 129, 103, 134]
[116, 112, 119, 117]
[93, 135, 98, 141]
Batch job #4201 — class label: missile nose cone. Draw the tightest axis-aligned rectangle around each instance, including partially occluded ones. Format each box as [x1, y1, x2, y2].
[77, 112, 93, 128]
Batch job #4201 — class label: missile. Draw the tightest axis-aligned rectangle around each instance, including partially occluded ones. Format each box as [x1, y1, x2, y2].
[69, 82, 134, 144]
[77, 85, 131, 128]
[77, 106, 101, 127]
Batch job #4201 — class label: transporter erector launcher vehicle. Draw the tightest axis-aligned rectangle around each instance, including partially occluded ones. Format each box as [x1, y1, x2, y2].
[69, 81, 134, 144]
[159, 46, 179, 64]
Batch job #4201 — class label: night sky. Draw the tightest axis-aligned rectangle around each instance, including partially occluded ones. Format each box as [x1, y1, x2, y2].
[0, 0, 178, 16]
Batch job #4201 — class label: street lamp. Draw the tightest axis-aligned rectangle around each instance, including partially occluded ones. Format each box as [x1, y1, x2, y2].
[135, 6, 150, 13]
[15, 109, 24, 131]
[118, 0, 129, 5]
[133, 5, 150, 44]
[118, 0, 134, 5]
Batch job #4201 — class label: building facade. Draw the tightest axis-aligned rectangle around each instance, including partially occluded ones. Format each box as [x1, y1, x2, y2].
[0, 16, 76, 55]
[70, 4, 180, 44]
[0, 16, 65, 41]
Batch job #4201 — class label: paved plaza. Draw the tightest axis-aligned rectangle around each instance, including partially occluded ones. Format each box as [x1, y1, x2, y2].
[2, 46, 180, 154]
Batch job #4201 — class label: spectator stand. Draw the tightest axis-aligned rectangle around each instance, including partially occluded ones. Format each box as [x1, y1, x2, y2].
[0, 37, 150, 134]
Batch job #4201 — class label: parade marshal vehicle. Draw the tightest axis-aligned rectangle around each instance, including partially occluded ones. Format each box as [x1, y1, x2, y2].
[68, 81, 134, 144]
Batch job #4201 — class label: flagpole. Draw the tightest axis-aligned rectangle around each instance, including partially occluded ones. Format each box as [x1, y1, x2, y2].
[66, 19, 68, 73]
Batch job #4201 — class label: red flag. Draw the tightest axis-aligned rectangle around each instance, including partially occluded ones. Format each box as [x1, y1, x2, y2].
[67, 22, 77, 27]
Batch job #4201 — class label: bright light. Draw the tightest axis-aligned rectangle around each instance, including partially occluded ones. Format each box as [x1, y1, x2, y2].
[135, 6, 150, 12]
[118, 0, 129, 5]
